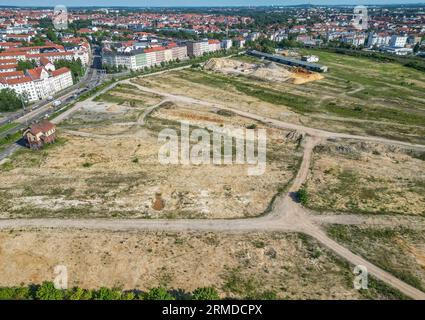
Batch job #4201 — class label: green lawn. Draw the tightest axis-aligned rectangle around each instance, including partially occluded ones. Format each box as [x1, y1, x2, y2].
[0, 122, 19, 135]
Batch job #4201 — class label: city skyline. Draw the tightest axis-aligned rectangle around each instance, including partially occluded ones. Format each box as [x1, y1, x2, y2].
[1, 0, 425, 8]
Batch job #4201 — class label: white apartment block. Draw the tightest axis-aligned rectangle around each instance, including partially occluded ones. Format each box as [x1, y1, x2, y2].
[221, 39, 233, 50]
[207, 40, 221, 53]
[171, 46, 188, 61]
[102, 44, 189, 70]
[367, 33, 391, 48]
[0, 65, 73, 102]
[187, 40, 209, 57]
[390, 35, 408, 48]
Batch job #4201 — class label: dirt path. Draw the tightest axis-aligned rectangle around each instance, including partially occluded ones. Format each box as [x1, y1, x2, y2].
[2, 68, 425, 299]
[1, 135, 424, 299]
[126, 81, 425, 151]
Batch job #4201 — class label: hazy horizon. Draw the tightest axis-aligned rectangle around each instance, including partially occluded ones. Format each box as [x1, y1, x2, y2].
[1, 1, 424, 8]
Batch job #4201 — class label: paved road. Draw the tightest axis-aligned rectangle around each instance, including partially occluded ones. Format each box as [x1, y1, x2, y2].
[0, 143, 22, 164]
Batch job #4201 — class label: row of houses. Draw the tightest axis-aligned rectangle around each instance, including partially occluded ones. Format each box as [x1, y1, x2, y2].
[102, 43, 189, 70]
[0, 47, 90, 66]
[0, 58, 73, 102]
[102, 38, 246, 71]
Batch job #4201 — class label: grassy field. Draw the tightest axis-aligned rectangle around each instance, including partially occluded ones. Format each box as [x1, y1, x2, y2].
[229, 51, 425, 143]
[304, 140, 425, 216]
[0, 122, 19, 135]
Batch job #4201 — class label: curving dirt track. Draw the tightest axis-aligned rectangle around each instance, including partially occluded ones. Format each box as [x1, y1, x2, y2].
[2, 71, 425, 299]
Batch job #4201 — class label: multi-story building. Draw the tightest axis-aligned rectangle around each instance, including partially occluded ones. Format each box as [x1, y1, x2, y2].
[207, 40, 221, 53]
[0, 62, 73, 102]
[187, 40, 209, 57]
[366, 33, 391, 48]
[221, 39, 233, 50]
[389, 35, 408, 48]
[233, 37, 246, 48]
[170, 45, 188, 61]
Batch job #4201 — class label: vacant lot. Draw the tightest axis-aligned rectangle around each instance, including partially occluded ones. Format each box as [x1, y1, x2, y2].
[327, 224, 425, 292]
[0, 229, 405, 299]
[135, 52, 425, 144]
[305, 139, 425, 216]
[0, 87, 301, 219]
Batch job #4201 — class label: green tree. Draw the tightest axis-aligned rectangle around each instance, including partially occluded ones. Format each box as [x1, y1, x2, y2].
[35, 282, 65, 300]
[0, 287, 31, 300]
[413, 42, 420, 54]
[0, 88, 23, 112]
[45, 28, 59, 43]
[192, 287, 220, 300]
[66, 287, 93, 300]
[296, 187, 309, 206]
[54, 58, 84, 81]
[143, 287, 175, 300]
[16, 59, 37, 72]
[93, 287, 122, 300]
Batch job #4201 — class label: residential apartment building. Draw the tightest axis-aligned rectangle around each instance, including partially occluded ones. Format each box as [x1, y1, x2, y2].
[102, 44, 188, 70]
[233, 37, 246, 48]
[389, 35, 408, 48]
[221, 39, 233, 50]
[170, 45, 188, 61]
[207, 40, 221, 53]
[367, 33, 391, 48]
[187, 40, 209, 57]
[0, 63, 73, 102]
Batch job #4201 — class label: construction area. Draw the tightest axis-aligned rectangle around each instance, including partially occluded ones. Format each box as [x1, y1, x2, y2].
[204, 57, 324, 85]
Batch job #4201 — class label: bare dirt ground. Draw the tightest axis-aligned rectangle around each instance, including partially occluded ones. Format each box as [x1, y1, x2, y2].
[306, 140, 425, 216]
[0, 228, 393, 299]
[204, 57, 324, 85]
[1, 61, 425, 299]
[0, 89, 301, 219]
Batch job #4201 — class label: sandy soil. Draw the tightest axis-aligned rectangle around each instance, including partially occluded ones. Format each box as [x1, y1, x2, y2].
[0, 99, 301, 219]
[0, 229, 366, 299]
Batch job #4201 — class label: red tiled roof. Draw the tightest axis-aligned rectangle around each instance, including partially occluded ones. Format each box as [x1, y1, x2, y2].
[40, 57, 50, 66]
[0, 76, 32, 85]
[0, 52, 26, 57]
[0, 64, 17, 70]
[28, 120, 56, 136]
[5, 44, 64, 53]
[0, 58, 18, 65]
[26, 66, 44, 80]
[0, 42, 21, 48]
[0, 70, 24, 79]
[144, 46, 166, 53]
[51, 67, 70, 77]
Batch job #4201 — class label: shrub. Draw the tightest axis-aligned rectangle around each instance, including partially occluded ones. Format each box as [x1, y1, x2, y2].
[93, 287, 122, 300]
[192, 287, 220, 300]
[35, 282, 65, 300]
[296, 187, 309, 205]
[143, 287, 175, 300]
[66, 287, 93, 300]
[0, 287, 31, 300]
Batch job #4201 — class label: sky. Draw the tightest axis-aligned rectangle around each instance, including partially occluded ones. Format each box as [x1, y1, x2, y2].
[0, 0, 423, 7]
